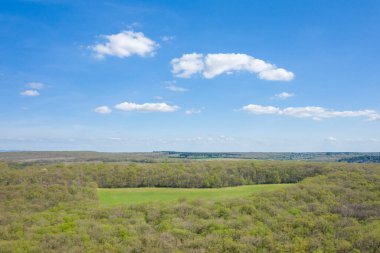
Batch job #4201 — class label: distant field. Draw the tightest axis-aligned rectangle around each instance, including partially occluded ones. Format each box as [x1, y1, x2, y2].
[2, 151, 380, 163]
[98, 184, 291, 206]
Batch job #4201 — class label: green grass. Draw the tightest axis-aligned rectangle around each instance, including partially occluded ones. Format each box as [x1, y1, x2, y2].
[98, 184, 291, 206]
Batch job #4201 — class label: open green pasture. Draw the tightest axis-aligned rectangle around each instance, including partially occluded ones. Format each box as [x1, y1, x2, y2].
[98, 184, 291, 206]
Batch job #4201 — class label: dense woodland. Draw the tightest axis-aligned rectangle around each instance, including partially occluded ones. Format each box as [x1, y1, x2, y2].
[0, 160, 379, 252]
[1, 160, 330, 188]
[338, 155, 380, 163]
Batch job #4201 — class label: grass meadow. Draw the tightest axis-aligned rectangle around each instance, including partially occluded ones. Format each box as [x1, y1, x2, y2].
[98, 184, 291, 206]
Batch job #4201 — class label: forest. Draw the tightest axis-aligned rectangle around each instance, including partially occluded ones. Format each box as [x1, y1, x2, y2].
[0, 160, 379, 252]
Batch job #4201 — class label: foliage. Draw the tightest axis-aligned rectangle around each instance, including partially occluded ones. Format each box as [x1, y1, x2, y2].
[0, 161, 379, 252]
[338, 155, 380, 163]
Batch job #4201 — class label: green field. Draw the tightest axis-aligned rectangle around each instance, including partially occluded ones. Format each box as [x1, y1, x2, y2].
[98, 184, 291, 206]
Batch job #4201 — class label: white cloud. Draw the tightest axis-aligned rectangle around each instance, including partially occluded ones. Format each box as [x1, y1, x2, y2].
[171, 53, 204, 78]
[171, 53, 294, 81]
[185, 108, 202, 115]
[242, 104, 281, 114]
[26, 82, 44, 90]
[166, 84, 188, 92]
[127, 22, 141, 30]
[281, 107, 380, 120]
[94, 106, 112, 114]
[161, 35, 174, 42]
[109, 137, 122, 141]
[274, 92, 295, 100]
[91, 30, 158, 59]
[368, 114, 380, 121]
[325, 136, 337, 141]
[242, 104, 380, 121]
[258, 68, 294, 81]
[21, 90, 40, 97]
[115, 102, 179, 112]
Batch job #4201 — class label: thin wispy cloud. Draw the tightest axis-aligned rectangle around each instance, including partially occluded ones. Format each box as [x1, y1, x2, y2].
[325, 136, 338, 142]
[171, 53, 294, 81]
[242, 104, 380, 121]
[164, 80, 188, 92]
[94, 106, 112, 114]
[185, 108, 203, 115]
[20, 90, 40, 97]
[91, 30, 159, 59]
[127, 22, 141, 30]
[166, 84, 188, 92]
[273, 92, 295, 100]
[26, 82, 44, 90]
[161, 35, 174, 42]
[115, 102, 179, 112]
[20, 82, 45, 97]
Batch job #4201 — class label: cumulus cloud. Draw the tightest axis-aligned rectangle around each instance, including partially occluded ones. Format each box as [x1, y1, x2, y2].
[94, 106, 112, 114]
[185, 108, 202, 115]
[91, 30, 158, 59]
[115, 102, 179, 112]
[21, 90, 40, 97]
[242, 104, 380, 121]
[257, 68, 294, 81]
[171, 53, 294, 81]
[242, 104, 281, 114]
[171, 53, 204, 78]
[274, 92, 295, 100]
[26, 82, 44, 90]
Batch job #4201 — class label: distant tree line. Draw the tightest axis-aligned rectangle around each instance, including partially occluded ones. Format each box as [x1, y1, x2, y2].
[1, 160, 334, 188]
[2, 151, 380, 163]
[338, 155, 380, 163]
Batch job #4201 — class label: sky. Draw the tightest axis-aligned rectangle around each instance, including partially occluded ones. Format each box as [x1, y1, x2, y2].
[1, 0, 380, 152]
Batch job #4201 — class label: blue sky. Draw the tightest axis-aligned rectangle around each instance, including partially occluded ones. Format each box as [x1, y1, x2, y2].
[1, 0, 380, 151]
